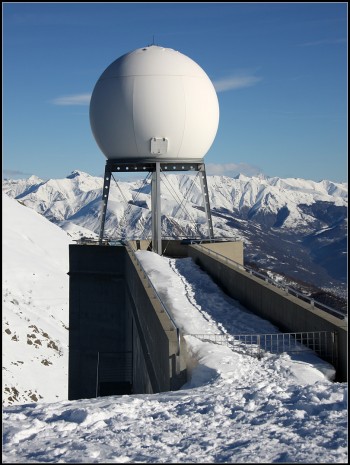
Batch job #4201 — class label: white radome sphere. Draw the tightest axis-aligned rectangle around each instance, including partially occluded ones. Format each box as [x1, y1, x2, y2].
[89, 45, 219, 160]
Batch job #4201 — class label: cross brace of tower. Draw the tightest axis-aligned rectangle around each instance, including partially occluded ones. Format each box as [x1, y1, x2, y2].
[99, 158, 214, 253]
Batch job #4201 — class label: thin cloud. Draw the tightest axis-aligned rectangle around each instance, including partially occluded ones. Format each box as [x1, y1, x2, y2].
[3, 169, 31, 177]
[206, 163, 262, 178]
[51, 74, 262, 105]
[299, 38, 346, 47]
[213, 74, 262, 93]
[50, 93, 91, 106]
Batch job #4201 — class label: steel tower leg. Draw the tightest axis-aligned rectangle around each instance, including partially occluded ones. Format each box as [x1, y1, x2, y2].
[199, 164, 214, 241]
[99, 167, 111, 245]
[151, 162, 162, 254]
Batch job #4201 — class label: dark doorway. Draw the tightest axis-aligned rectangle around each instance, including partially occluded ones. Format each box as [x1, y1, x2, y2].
[99, 381, 132, 396]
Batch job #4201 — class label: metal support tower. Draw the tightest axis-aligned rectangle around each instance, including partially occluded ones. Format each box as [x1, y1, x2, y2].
[99, 168, 112, 244]
[198, 168, 214, 240]
[98, 158, 214, 252]
[151, 162, 162, 254]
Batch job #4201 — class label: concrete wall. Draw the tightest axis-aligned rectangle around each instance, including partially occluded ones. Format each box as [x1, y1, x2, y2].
[127, 239, 244, 262]
[68, 244, 187, 400]
[130, 313, 153, 394]
[125, 247, 187, 392]
[68, 245, 133, 400]
[128, 239, 188, 258]
[196, 241, 244, 265]
[69, 238, 346, 401]
[188, 244, 347, 382]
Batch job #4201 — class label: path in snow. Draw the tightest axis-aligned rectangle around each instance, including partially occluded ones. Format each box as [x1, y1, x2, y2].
[2, 251, 347, 463]
[136, 251, 337, 385]
[168, 256, 282, 335]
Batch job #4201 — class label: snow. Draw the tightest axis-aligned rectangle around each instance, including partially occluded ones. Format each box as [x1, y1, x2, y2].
[2, 374, 347, 463]
[135, 251, 337, 385]
[2, 194, 348, 463]
[3, 194, 72, 405]
[58, 220, 99, 241]
[3, 171, 347, 239]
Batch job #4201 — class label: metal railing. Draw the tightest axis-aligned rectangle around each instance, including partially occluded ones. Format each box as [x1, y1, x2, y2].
[191, 243, 346, 320]
[189, 331, 337, 365]
[126, 244, 181, 358]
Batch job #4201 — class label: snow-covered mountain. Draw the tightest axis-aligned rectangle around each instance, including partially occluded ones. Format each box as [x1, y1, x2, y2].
[2, 192, 347, 463]
[3, 170, 347, 296]
[2, 194, 72, 405]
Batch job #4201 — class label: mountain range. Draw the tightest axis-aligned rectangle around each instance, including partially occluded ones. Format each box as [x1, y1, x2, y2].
[3, 170, 347, 301]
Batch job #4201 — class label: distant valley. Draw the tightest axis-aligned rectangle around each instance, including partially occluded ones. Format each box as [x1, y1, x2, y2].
[3, 171, 347, 304]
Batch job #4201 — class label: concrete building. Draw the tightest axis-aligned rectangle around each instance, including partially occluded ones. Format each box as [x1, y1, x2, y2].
[68, 240, 346, 401]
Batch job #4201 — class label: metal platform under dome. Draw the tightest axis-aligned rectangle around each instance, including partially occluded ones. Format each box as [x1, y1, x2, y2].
[99, 158, 214, 253]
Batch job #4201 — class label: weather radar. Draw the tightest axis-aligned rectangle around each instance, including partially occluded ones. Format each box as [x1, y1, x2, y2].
[89, 45, 220, 251]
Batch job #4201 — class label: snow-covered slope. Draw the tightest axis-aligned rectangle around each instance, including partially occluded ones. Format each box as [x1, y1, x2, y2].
[2, 250, 348, 463]
[3, 170, 347, 294]
[2, 194, 72, 405]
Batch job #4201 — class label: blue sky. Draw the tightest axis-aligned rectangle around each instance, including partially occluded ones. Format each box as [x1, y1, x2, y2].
[3, 2, 348, 182]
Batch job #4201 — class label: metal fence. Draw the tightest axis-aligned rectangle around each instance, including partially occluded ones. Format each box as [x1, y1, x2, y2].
[189, 331, 337, 365]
